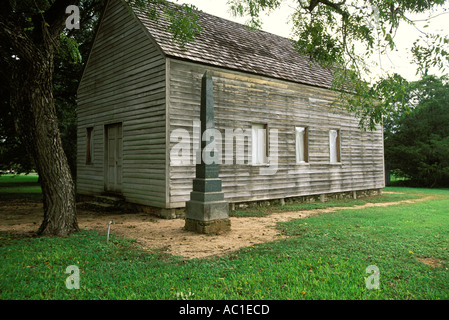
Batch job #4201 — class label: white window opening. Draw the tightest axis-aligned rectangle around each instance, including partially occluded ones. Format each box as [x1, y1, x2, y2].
[295, 127, 308, 163]
[329, 129, 341, 163]
[252, 123, 268, 165]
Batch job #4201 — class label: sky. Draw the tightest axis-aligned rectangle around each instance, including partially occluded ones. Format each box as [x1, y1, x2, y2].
[176, 0, 449, 82]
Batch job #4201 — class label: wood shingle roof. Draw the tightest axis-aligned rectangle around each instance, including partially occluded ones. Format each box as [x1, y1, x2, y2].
[133, 2, 334, 89]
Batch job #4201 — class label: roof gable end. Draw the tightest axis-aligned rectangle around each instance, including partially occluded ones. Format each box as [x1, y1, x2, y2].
[132, 2, 334, 89]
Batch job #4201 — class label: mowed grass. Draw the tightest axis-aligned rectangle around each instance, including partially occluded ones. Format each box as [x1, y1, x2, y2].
[0, 176, 448, 300]
[0, 174, 42, 201]
[230, 192, 420, 217]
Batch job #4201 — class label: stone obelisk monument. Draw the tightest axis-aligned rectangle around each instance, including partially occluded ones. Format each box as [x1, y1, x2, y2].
[184, 71, 231, 234]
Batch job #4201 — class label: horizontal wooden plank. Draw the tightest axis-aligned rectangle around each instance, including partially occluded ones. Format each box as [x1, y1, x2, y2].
[76, 0, 167, 207]
[166, 58, 384, 206]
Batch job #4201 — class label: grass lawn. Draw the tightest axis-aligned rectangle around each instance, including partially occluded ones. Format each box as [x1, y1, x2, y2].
[230, 192, 420, 217]
[0, 174, 42, 201]
[0, 176, 448, 300]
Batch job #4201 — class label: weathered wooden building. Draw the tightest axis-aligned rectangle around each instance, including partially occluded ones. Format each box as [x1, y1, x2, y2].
[76, 0, 385, 215]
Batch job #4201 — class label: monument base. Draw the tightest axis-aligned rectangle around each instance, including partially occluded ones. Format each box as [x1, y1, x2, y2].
[184, 218, 231, 235]
[185, 199, 229, 221]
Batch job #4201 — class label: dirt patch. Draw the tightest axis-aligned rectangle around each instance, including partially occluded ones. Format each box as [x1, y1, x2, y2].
[417, 257, 443, 268]
[0, 194, 436, 259]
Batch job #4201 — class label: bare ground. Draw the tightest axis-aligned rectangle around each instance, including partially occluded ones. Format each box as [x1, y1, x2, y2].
[0, 193, 435, 259]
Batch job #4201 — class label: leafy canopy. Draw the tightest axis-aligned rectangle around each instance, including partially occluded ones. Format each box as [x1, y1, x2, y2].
[0, 0, 105, 175]
[128, 0, 202, 46]
[228, 0, 449, 129]
[3, 0, 447, 134]
[384, 75, 449, 187]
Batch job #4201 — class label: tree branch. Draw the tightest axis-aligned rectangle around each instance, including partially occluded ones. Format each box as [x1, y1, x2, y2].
[0, 18, 42, 65]
[305, 0, 347, 16]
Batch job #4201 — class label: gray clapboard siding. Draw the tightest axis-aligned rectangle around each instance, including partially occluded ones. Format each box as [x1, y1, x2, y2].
[76, 0, 167, 207]
[166, 58, 384, 207]
[77, 0, 384, 210]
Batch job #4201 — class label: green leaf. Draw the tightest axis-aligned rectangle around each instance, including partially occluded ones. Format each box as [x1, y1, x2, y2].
[59, 33, 82, 63]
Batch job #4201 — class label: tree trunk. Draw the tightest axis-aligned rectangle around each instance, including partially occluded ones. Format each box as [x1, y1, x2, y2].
[1, 0, 82, 237]
[10, 54, 79, 237]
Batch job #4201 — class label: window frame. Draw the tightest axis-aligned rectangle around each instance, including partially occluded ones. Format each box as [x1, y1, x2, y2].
[329, 129, 341, 164]
[86, 127, 94, 165]
[295, 126, 309, 164]
[251, 123, 269, 165]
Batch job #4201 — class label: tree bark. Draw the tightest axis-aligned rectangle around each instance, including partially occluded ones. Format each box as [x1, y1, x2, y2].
[1, 0, 81, 237]
[10, 53, 79, 237]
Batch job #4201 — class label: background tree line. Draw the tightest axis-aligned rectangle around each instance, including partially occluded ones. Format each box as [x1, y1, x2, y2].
[384, 75, 449, 188]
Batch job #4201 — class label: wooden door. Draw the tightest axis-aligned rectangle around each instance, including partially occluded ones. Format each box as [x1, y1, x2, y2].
[105, 123, 122, 193]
